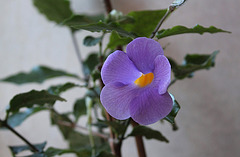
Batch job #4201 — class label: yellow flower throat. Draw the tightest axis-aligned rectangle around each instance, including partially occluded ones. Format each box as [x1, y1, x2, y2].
[134, 73, 154, 87]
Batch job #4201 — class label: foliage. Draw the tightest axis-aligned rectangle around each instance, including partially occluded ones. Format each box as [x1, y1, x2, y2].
[127, 126, 169, 143]
[6, 107, 47, 128]
[0, 0, 230, 157]
[1, 66, 79, 85]
[157, 25, 231, 39]
[9, 142, 46, 156]
[8, 90, 66, 113]
[164, 94, 181, 125]
[169, 50, 219, 79]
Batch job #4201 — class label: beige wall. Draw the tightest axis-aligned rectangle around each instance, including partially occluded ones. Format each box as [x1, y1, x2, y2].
[0, 0, 240, 156]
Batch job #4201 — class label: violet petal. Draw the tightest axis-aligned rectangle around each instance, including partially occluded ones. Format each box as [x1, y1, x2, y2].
[100, 82, 137, 120]
[101, 50, 141, 85]
[126, 37, 164, 74]
[152, 55, 171, 94]
[129, 89, 173, 125]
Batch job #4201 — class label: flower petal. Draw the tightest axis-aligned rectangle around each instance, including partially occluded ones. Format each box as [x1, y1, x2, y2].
[152, 55, 171, 94]
[101, 50, 141, 85]
[100, 82, 137, 120]
[129, 89, 173, 125]
[126, 37, 164, 74]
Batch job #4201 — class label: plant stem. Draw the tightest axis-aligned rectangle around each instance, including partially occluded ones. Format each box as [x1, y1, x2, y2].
[86, 97, 96, 157]
[149, 6, 176, 39]
[104, 110, 120, 156]
[131, 120, 147, 157]
[71, 31, 83, 68]
[0, 119, 39, 153]
[99, 33, 105, 67]
[172, 122, 179, 131]
[117, 119, 131, 148]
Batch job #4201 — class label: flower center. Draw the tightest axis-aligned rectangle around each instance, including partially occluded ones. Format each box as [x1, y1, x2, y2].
[134, 72, 154, 87]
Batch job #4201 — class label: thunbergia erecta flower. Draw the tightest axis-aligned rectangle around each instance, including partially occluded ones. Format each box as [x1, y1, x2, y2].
[100, 37, 173, 125]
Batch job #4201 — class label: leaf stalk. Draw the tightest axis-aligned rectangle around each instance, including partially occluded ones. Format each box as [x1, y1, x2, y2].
[0, 119, 39, 153]
[150, 6, 176, 39]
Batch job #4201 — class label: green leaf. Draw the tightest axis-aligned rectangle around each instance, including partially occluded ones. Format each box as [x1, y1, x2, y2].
[63, 14, 104, 27]
[121, 9, 167, 37]
[33, 0, 73, 24]
[8, 90, 66, 113]
[1, 65, 79, 85]
[33, 0, 104, 31]
[57, 125, 109, 155]
[95, 151, 115, 157]
[106, 9, 167, 47]
[73, 98, 87, 122]
[6, 107, 47, 128]
[75, 149, 92, 157]
[86, 87, 101, 98]
[157, 25, 231, 39]
[50, 111, 73, 139]
[23, 153, 45, 157]
[164, 94, 180, 125]
[9, 142, 46, 155]
[83, 36, 102, 47]
[68, 131, 91, 150]
[169, 50, 220, 79]
[91, 69, 101, 82]
[92, 121, 108, 129]
[107, 31, 132, 50]
[44, 147, 78, 156]
[48, 82, 80, 95]
[127, 126, 169, 143]
[71, 22, 137, 38]
[50, 111, 99, 152]
[83, 53, 99, 76]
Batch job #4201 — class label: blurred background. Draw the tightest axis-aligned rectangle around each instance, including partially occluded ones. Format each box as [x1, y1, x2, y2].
[0, 0, 239, 156]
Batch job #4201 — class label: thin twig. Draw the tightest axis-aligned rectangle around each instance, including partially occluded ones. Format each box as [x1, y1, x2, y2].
[131, 120, 147, 157]
[118, 119, 131, 147]
[0, 119, 39, 153]
[71, 32, 83, 67]
[149, 6, 176, 39]
[104, 110, 118, 154]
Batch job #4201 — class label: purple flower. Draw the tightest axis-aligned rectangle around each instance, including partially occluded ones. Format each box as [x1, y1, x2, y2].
[100, 37, 173, 125]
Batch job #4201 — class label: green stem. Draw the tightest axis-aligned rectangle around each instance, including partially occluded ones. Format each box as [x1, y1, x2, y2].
[103, 47, 108, 56]
[99, 33, 105, 66]
[71, 32, 83, 66]
[4, 112, 9, 121]
[149, 6, 176, 39]
[119, 119, 131, 141]
[0, 119, 39, 153]
[117, 118, 131, 150]
[99, 33, 105, 56]
[86, 97, 95, 157]
[88, 125, 95, 157]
